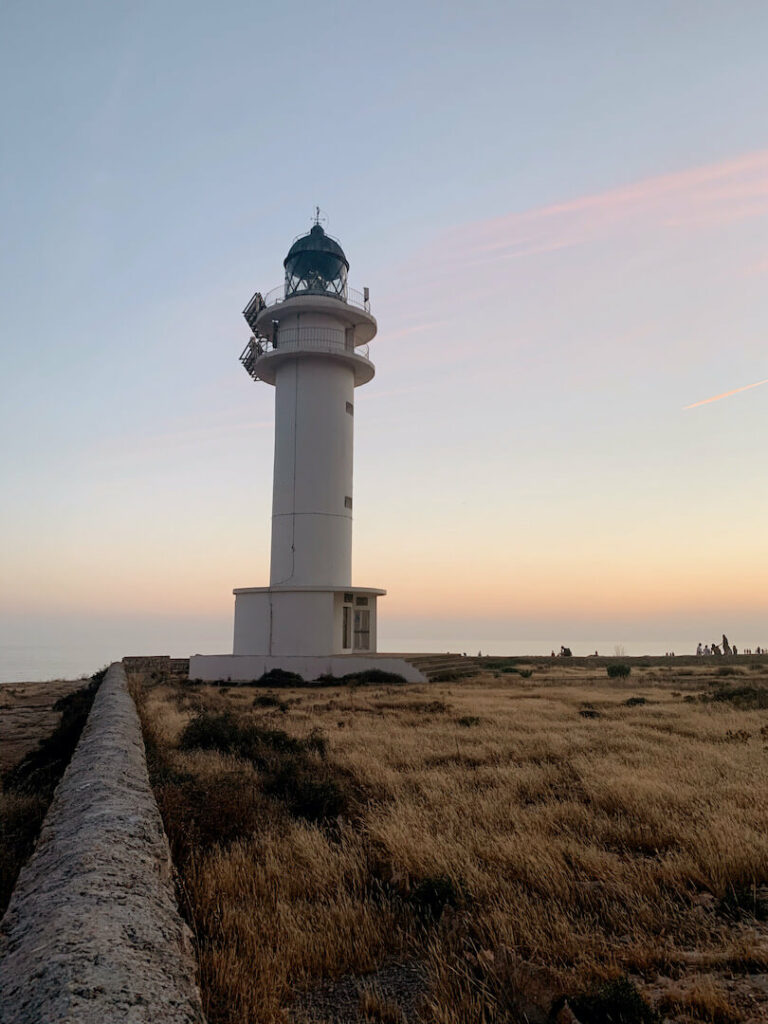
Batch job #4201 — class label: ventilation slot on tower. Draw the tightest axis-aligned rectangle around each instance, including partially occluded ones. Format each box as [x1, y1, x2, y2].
[346, 402, 354, 416]
[344, 496, 353, 509]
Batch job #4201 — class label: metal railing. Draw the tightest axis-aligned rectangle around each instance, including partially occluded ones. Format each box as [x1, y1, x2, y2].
[239, 328, 370, 381]
[257, 283, 371, 313]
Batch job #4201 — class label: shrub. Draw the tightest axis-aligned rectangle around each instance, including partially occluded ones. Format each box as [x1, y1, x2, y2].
[457, 716, 481, 727]
[253, 694, 288, 710]
[723, 729, 751, 744]
[518, 668, 533, 678]
[607, 664, 631, 679]
[422, 700, 449, 713]
[431, 669, 472, 682]
[410, 874, 465, 920]
[718, 883, 768, 921]
[567, 976, 659, 1024]
[157, 773, 267, 857]
[179, 711, 326, 763]
[717, 665, 737, 676]
[624, 696, 647, 707]
[257, 667, 305, 686]
[343, 669, 406, 685]
[177, 711, 364, 823]
[706, 685, 768, 709]
[263, 763, 352, 821]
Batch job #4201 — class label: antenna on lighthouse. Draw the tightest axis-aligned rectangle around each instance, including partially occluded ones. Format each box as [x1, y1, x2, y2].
[312, 206, 328, 229]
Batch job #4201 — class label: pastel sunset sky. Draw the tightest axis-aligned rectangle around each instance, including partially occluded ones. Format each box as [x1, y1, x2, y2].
[2, 1, 767, 667]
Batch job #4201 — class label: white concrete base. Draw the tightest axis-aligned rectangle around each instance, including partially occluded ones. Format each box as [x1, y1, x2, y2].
[188, 654, 426, 684]
[233, 585, 386, 656]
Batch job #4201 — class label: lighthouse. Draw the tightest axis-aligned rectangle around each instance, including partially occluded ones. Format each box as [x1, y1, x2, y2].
[231, 217, 385, 659]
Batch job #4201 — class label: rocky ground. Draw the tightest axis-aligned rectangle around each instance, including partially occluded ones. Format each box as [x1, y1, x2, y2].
[0, 679, 88, 772]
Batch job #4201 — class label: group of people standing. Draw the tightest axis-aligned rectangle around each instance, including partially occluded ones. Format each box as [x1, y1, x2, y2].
[696, 634, 764, 656]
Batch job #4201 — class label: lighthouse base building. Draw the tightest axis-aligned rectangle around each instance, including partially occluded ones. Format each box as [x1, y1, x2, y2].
[232, 587, 385, 657]
[190, 221, 424, 683]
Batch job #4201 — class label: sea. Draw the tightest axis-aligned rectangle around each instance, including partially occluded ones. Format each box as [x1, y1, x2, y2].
[0, 638, 702, 684]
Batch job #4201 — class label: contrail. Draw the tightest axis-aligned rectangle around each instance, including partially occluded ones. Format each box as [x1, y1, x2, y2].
[684, 377, 768, 410]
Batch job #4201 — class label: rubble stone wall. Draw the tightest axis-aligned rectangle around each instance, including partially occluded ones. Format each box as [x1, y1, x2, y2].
[0, 662, 205, 1023]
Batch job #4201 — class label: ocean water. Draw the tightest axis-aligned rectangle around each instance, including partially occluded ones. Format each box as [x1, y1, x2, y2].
[380, 638, 697, 658]
[0, 637, 702, 683]
[0, 644, 121, 684]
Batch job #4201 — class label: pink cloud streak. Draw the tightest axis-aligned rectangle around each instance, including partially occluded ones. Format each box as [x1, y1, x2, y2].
[683, 377, 768, 410]
[437, 149, 768, 265]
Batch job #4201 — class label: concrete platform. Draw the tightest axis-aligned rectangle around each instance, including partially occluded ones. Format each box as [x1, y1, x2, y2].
[188, 653, 426, 683]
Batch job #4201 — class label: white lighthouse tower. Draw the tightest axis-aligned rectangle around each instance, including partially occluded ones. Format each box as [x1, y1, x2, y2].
[189, 218, 424, 682]
[192, 212, 403, 672]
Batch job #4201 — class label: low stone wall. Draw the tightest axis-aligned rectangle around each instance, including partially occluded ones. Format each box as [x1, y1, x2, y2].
[123, 655, 189, 678]
[0, 663, 206, 1023]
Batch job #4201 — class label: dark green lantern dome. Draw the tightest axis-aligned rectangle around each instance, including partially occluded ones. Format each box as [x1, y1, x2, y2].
[283, 224, 349, 300]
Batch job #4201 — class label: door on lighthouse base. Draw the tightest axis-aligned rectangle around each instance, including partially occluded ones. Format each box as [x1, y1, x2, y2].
[353, 609, 370, 651]
[342, 606, 352, 650]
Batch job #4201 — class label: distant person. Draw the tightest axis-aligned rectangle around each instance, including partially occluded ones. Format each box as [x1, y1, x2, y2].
[704, 645, 711, 656]
[732, 644, 738, 656]
[696, 642, 703, 656]
[757, 646, 763, 655]
[712, 643, 721, 656]
[722, 634, 731, 656]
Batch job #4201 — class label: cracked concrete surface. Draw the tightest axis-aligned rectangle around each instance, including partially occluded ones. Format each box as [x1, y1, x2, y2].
[0, 662, 206, 1023]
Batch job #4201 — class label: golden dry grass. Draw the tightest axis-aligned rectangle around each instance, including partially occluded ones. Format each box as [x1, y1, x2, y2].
[134, 661, 768, 1023]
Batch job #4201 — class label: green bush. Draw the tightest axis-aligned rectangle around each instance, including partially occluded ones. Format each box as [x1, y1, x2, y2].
[607, 663, 631, 679]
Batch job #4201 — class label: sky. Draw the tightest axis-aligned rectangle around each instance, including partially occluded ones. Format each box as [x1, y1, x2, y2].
[1, 0, 767, 667]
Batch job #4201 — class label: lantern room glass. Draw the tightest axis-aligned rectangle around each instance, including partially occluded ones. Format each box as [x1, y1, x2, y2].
[284, 239, 348, 300]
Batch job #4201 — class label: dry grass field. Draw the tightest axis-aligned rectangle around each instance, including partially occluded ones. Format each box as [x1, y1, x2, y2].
[134, 660, 768, 1024]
